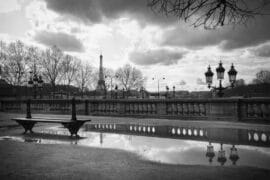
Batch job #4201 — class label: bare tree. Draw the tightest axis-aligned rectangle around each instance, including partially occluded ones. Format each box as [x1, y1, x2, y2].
[148, 0, 270, 29]
[252, 70, 270, 84]
[26, 46, 42, 76]
[0, 40, 7, 63]
[41, 45, 64, 91]
[104, 68, 116, 90]
[115, 64, 146, 91]
[2, 41, 28, 85]
[61, 55, 80, 86]
[0, 40, 7, 79]
[75, 61, 94, 94]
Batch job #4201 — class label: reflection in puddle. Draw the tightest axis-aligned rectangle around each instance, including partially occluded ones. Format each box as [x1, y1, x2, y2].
[1, 124, 270, 170]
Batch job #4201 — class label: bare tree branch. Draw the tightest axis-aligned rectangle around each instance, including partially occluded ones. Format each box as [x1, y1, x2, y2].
[148, 0, 270, 29]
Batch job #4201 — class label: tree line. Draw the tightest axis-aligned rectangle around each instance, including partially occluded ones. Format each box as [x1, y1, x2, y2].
[0, 40, 146, 94]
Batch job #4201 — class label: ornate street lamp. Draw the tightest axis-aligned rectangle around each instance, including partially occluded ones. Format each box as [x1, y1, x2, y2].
[217, 143, 227, 166]
[206, 142, 215, 163]
[173, 86, 175, 98]
[205, 61, 237, 97]
[229, 145, 239, 165]
[28, 71, 43, 99]
[152, 77, 165, 99]
[37, 75, 44, 99]
[166, 85, 169, 98]
[115, 85, 118, 99]
[105, 75, 118, 99]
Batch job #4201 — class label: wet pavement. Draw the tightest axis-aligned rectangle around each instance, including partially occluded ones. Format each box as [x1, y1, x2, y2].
[1, 120, 270, 169]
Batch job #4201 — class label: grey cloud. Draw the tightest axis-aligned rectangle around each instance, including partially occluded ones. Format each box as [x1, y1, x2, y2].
[45, 0, 176, 25]
[162, 16, 270, 50]
[129, 49, 185, 66]
[250, 43, 270, 57]
[44, 0, 270, 51]
[34, 31, 84, 52]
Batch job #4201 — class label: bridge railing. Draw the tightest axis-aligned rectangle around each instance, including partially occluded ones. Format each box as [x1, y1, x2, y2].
[0, 98, 269, 122]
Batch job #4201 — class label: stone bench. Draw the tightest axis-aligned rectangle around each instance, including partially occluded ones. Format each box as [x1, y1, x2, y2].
[12, 98, 91, 137]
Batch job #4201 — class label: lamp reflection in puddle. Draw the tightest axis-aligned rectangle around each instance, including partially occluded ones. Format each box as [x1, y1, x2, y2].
[217, 143, 227, 166]
[229, 145, 240, 165]
[206, 142, 215, 163]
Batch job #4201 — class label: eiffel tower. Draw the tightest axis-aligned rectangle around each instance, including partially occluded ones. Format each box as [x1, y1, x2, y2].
[96, 54, 106, 91]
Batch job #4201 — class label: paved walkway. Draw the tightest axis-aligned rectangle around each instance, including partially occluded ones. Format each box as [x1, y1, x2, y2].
[1, 112, 270, 131]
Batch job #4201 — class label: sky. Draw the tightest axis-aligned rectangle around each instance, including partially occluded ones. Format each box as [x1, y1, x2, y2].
[1, 0, 270, 91]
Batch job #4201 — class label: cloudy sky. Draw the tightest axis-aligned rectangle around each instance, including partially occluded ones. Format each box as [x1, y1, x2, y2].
[1, 0, 270, 91]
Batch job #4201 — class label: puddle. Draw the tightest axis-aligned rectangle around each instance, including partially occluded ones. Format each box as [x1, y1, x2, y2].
[1, 123, 270, 169]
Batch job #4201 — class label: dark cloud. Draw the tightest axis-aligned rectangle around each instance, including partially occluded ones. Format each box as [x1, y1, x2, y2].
[44, 0, 176, 25]
[162, 16, 270, 50]
[129, 49, 185, 66]
[250, 43, 270, 57]
[44, 0, 270, 51]
[34, 31, 84, 52]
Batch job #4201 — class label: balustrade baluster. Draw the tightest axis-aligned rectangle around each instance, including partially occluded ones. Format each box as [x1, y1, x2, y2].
[177, 103, 183, 115]
[261, 103, 269, 118]
[167, 103, 172, 115]
[247, 103, 254, 117]
[188, 103, 194, 115]
[183, 103, 188, 115]
[131, 103, 134, 114]
[253, 104, 261, 117]
[194, 103, 199, 116]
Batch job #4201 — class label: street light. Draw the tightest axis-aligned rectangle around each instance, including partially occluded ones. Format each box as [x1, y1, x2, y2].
[173, 86, 176, 98]
[217, 143, 227, 166]
[206, 142, 215, 163]
[105, 75, 118, 99]
[115, 85, 118, 99]
[166, 85, 169, 99]
[205, 61, 237, 97]
[28, 71, 43, 99]
[152, 77, 165, 99]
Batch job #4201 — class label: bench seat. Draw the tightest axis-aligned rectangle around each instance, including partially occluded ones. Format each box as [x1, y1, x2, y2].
[12, 117, 91, 137]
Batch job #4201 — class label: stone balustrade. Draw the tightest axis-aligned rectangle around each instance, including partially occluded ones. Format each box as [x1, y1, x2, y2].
[1, 98, 270, 122]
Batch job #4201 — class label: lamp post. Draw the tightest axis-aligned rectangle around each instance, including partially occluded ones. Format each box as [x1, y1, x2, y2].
[115, 85, 118, 99]
[206, 142, 215, 163]
[205, 61, 237, 97]
[229, 145, 239, 165]
[105, 75, 118, 99]
[28, 71, 43, 99]
[217, 143, 227, 166]
[37, 75, 44, 99]
[140, 86, 145, 99]
[152, 77, 165, 99]
[166, 86, 169, 99]
[173, 86, 175, 98]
